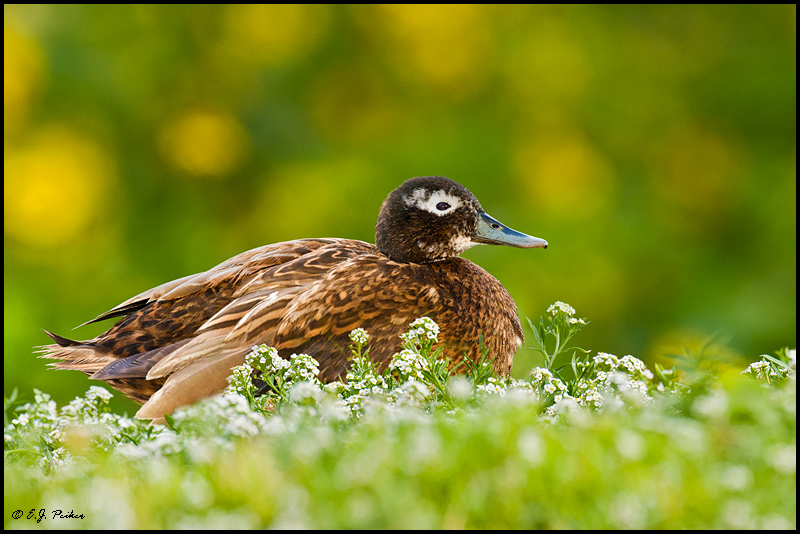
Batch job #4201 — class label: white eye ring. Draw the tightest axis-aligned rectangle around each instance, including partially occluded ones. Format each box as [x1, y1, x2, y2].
[403, 188, 463, 216]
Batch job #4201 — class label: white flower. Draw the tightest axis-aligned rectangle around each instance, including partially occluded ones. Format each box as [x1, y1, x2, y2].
[349, 328, 370, 346]
[87, 385, 113, 402]
[289, 381, 325, 404]
[476, 377, 506, 396]
[389, 348, 428, 381]
[547, 301, 575, 317]
[594, 352, 620, 369]
[246, 344, 290, 372]
[288, 353, 321, 382]
[581, 388, 603, 408]
[619, 355, 654, 380]
[410, 317, 439, 334]
[608, 371, 629, 386]
[400, 317, 440, 346]
[13, 413, 30, 426]
[742, 360, 785, 383]
[547, 395, 580, 417]
[529, 367, 554, 380]
[448, 377, 473, 401]
[225, 363, 252, 393]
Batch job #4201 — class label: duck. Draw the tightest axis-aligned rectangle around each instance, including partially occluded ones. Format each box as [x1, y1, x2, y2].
[40, 176, 547, 422]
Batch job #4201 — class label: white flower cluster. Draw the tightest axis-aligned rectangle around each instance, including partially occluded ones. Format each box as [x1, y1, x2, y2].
[400, 317, 440, 347]
[332, 366, 389, 418]
[227, 363, 254, 395]
[246, 344, 289, 373]
[343, 370, 389, 396]
[349, 328, 370, 347]
[227, 320, 445, 419]
[289, 381, 327, 405]
[228, 345, 287, 396]
[572, 353, 655, 409]
[172, 391, 270, 440]
[523, 352, 658, 417]
[523, 368, 575, 417]
[389, 348, 429, 382]
[61, 385, 116, 423]
[476, 377, 506, 396]
[589, 353, 654, 383]
[5, 387, 156, 470]
[229, 345, 322, 398]
[547, 301, 576, 317]
[387, 380, 431, 408]
[308, 320, 448, 417]
[547, 301, 588, 324]
[223, 319, 666, 422]
[8, 389, 58, 431]
[739, 348, 795, 385]
[286, 353, 321, 383]
[8, 304, 795, 485]
[742, 360, 790, 384]
[528, 367, 569, 400]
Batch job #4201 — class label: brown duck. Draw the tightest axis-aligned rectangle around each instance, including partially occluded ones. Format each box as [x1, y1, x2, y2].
[40, 176, 547, 421]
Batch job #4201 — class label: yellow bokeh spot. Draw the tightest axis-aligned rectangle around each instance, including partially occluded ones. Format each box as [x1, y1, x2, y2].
[513, 132, 616, 219]
[159, 110, 249, 178]
[366, 4, 493, 100]
[4, 126, 114, 247]
[4, 26, 46, 132]
[222, 4, 330, 66]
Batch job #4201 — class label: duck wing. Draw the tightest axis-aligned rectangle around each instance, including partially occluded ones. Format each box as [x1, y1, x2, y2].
[38, 238, 352, 404]
[135, 245, 416, 421]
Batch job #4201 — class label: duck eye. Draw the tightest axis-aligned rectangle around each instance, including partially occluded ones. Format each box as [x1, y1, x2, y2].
[436, 202, 451, 211]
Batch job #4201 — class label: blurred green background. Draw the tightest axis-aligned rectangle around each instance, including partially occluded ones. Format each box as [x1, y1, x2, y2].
[4, 5, 796, 414]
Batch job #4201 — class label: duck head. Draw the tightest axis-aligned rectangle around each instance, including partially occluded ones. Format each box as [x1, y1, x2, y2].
[375, 176, 548, 264]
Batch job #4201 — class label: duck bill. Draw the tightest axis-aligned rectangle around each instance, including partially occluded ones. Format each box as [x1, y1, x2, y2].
[473, 212, 548, 249]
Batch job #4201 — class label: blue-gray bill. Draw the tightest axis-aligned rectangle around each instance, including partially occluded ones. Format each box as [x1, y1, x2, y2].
[474, 212, 548, 249]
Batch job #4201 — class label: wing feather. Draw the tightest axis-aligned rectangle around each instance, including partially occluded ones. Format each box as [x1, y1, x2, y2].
[39, 239, 358, 396]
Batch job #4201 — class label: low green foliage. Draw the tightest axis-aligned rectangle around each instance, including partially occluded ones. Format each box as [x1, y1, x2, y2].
[5, 305, 796, 529]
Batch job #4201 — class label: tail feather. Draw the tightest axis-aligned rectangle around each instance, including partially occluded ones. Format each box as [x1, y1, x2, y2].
[74, 298, 150, 328]
[38, 342, 116, 376]
[38, 329, 117, 376]
[38, 330, 177, 407]
[41, 329, 83, 348]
